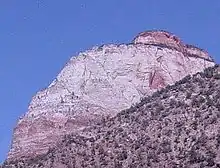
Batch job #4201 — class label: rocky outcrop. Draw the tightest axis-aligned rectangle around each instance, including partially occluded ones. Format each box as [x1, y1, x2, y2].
[3, 65, 220, 168]
[133, 30, 212, 61]
[7, 30, 215, 161]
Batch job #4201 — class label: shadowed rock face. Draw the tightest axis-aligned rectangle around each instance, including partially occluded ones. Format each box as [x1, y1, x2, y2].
[3, 65, 220, 168]
[6, 30, 215, 161]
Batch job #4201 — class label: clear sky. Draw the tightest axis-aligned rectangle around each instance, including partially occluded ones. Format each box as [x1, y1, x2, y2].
[0, 0, 220, 163]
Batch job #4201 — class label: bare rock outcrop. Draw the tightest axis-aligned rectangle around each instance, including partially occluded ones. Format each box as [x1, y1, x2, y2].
[7, 30, 215, 161]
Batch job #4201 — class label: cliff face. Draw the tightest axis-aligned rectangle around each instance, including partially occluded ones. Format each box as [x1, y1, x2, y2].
[3, 65, 220, 168]
[7, 30, 215, 161]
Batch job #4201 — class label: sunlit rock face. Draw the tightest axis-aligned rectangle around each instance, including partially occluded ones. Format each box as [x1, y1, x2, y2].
[7, 30, 215, 161]
[133, 30, 212, 61]
[133, 30, 183, 49]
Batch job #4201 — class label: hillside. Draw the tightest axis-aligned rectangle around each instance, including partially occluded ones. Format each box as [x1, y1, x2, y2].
[2, 65, 220, 167]
[7, 30, 214, 161]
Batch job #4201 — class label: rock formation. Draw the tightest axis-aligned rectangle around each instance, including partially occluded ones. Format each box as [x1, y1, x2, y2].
[3, 65, 220, 168]
[6, 30, 215, 162]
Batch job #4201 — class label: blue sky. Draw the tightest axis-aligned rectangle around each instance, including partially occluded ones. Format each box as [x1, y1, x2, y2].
[0, 0, 220, 163]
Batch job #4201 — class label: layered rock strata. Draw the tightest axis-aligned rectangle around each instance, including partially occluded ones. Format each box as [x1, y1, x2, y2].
[7, 30, 215, 161]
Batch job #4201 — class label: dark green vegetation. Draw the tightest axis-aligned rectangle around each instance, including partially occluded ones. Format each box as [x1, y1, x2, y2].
[2, 65, 220, 168]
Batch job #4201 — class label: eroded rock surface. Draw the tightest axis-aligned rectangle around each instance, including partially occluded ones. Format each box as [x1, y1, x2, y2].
[7, 30, 215, 161]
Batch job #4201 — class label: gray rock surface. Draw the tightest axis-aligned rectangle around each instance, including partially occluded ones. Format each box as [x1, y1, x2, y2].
[7, 30, 215, 161]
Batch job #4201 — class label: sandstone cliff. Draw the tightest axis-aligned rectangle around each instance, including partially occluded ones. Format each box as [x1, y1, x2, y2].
[7, 30, 215, 161]
[3, 65, 220, 168]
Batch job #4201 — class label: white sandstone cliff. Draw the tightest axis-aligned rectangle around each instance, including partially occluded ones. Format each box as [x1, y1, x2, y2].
[7, 30, 215, 161]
